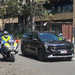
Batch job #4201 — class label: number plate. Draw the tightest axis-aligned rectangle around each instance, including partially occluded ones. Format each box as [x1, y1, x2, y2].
[60, 50, 67, 54]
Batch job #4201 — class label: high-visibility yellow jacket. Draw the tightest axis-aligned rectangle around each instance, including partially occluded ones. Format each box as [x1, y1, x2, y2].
[1, 35, 18, 48]
[59, 36, 62, 40]
[1, 35, 10, 42]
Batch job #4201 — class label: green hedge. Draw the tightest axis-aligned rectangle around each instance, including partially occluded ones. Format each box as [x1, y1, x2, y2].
[12, 33, 24, 39]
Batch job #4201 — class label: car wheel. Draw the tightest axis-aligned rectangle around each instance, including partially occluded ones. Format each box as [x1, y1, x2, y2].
[21, 45, 26, 56]
[38, 49, 44, 61]
[66, 57, 72, 61]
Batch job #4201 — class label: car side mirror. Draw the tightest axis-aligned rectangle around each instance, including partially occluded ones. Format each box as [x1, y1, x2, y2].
[33, 38, 37, 41]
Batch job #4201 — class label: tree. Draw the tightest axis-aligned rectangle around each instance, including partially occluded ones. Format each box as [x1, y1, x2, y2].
[0, 0, 21, 32]
[0, 0, 7, 30]
[19, 3, 31, 30]
[0, 0, 53, 32]
[30, 0, 52, 31]
[20, 0, 52, 31]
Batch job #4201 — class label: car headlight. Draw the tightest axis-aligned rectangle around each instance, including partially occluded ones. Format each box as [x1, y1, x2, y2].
[44, 44, 48, 48]
[44, 44, 50, 52]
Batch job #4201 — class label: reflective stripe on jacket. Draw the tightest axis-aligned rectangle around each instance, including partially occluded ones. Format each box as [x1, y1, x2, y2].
[1, 35, 10, 42]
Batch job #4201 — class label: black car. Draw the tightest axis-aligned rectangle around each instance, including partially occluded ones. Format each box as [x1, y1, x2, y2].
[21, 31, 74, 61]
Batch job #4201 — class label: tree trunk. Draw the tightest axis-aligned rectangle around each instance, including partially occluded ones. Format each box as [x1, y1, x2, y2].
[30, 0, 35, 31]
[31, 15, 35, 31]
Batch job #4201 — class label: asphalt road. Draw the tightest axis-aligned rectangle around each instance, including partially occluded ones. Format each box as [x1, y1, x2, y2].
[0, 46, 75, 75]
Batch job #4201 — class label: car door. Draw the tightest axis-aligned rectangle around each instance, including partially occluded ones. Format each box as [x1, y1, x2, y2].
[30, 32, 39, 54]
[26, 32, 34, 53]
[21, 33, 28, 53]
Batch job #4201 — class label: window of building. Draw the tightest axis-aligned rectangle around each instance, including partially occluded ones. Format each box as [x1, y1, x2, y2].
[58, 6, 61, 13]
[27, 33, 33, 40]
[34, 33, 38, 39]
[63, 6, 68, 13]
[56, 4, 73, 14]
[68, 4, 73, 12]
[52, 25, 62, 33]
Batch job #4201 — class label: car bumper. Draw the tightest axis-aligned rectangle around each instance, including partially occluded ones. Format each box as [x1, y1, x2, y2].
[47, 54, 74, 58]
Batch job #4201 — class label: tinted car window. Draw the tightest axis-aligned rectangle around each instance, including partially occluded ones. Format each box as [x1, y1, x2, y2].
[22, 33, 27, 39]
[34, 33, 38, 39]
[38, 33, 59, 41]
[23, 33, 27, 37]
[27, 33, 33, 40]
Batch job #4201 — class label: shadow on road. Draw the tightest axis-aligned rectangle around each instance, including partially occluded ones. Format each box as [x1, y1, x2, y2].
[0, 58, 14, 62]
[18, 54, 72, 62]
[19, 54, 38, 60]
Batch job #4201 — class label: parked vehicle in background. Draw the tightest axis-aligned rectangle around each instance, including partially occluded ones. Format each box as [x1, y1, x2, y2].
[21, 31, 74, 61]
[0, 32, 3, 37]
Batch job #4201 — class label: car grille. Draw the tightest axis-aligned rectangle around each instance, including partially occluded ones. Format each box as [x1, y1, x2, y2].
[47, 45, 72, 51]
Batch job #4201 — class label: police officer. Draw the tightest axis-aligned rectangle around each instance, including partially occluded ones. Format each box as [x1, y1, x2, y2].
[1, 31, 11, 59]
[1, 31, 10, 42]
[59, 33, 63, 40]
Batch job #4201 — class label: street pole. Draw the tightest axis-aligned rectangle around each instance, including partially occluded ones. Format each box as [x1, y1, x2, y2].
[73, 0, 75, 44]
[31, 0, 35, 31]
[72, 28, 74, 43]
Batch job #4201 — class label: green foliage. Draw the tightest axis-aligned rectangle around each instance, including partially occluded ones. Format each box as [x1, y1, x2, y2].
[0, 7, 7, 18]
[0, 0, 53, 31]
[0, 0, 52, 19]
[14, 34, 23, 39]
[34, 1, 53, 19]
[6, 0, 20, 18]
[12, 29, 30, 39]
[20, 4, 31, 18]
[12, 32, 23, 39]
[0, 0, 21, 18]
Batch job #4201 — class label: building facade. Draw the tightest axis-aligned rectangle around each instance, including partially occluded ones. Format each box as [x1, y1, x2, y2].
[0, 0, 75, 43]
[48, 0, 73, 42]
[36, 0, 74, 42]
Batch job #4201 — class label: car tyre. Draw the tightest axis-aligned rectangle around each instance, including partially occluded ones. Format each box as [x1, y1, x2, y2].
[38, 49, 44, 61]
[66, 57, 72, 61]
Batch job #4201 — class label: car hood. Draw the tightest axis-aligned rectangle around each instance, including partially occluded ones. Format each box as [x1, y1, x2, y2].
[45, 41, 73, 46]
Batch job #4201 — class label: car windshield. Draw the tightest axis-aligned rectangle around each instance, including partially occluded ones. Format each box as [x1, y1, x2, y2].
[38, 33, 60, 42]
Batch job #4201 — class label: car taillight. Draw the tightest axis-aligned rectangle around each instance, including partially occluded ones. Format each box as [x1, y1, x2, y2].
[15, 39, 18, 43]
